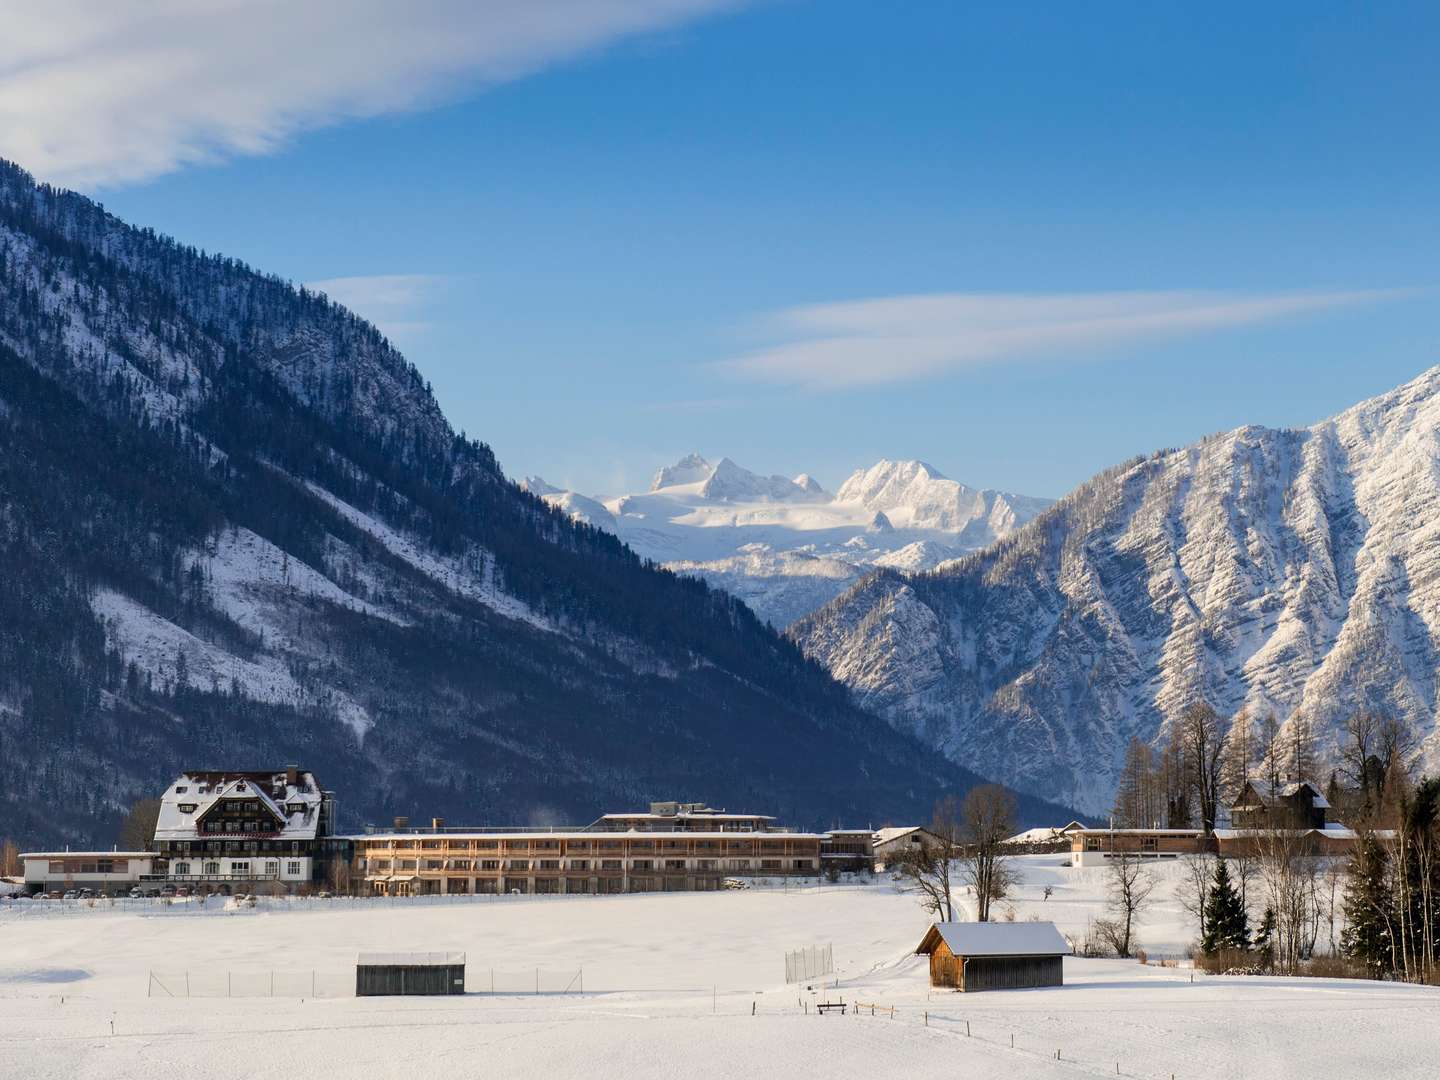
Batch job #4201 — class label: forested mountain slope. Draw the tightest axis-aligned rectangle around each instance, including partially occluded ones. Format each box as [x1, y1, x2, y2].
[0, 160, 1074, 847]
[793, 368, 1440, 814]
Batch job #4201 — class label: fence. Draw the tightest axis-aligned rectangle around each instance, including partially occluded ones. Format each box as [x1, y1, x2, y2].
[784, 943, 833, 983]
[148, 969, 354, 998]
[477, 969, 584, 994]
[147, 966, 587, 998]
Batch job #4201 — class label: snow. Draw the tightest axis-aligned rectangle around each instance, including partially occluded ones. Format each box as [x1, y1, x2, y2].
[0, 855, 1426, 1080]
[302, 480, 553, 633]
[526, 454, 1050, 627]
[926, 921, 1070, 956]
[91, 588, 374, 739]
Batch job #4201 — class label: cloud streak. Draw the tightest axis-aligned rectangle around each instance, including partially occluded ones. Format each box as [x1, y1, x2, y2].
[306, 273, 449, 344]
[716, 289, 1407, 390]
[0, 0, 743, 188]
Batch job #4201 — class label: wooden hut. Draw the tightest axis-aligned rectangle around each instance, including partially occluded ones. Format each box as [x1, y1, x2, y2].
[915, 922, 1068, 992]
[356, 952, 466, 996]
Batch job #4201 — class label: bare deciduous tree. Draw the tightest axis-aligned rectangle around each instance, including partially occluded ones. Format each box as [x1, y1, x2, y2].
[893, 798, 962, 922]
[0, 837, 20, 877]
[1179, 702, 1224, 835]
[1113, 737, 1162, 828]
[117, 798, 162, 851]
[1177, 851, 1217, 945]
[958, 784, 1016, 922]
[1097, 851, 1155, 958]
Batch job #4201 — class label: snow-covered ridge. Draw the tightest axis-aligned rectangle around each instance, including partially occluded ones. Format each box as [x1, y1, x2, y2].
[792, 365, 1440, 815]
[523, 453, 1052, 626]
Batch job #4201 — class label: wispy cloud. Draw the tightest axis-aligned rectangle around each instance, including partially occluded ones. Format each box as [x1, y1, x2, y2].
[306, 273, 448, 344]
[718, 289, 1408, 390]
[0, 0, 744, 188]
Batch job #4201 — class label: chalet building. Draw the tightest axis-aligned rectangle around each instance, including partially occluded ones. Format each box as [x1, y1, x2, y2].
[148, 767, 345, 892]
[351, 801, 823, 896]
[916, 921, 1070, 991]
[1230, 779, 1329, 831]
[20, 851, 155, 894]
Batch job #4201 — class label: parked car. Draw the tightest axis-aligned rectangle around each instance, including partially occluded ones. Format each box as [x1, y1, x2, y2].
[62, 890, 78, 900]
[175, 886, 191, 898]
[77, 888, 96, 899]
[129, 888, 143, 899]
[159, 885, 176, 897]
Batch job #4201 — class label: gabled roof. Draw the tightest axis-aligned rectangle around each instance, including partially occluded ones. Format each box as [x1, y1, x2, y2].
[357, 952, 465, 966]
[1239, 779, 1329, 809]
[916, 921, 1070, 958]
[154, 769, 326, 842]
[874, 826, 939, 845]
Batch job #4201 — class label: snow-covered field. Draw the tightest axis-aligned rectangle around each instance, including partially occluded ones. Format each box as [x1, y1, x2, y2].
[1, 856, 1431, 1079]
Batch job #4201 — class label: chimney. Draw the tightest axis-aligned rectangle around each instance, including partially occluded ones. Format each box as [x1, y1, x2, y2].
[431, 817, 445, 830]
[286, 764, 299, 787]
[394, 816, 410, 831]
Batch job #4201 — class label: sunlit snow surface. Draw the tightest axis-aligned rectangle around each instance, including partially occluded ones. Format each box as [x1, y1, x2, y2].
[1, 855, 1425, 1080]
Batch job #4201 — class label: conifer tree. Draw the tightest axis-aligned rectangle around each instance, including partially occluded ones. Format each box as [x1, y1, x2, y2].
[1253, 906, 1277, 971]
[1340, 832, 1394, 975]
[1200, 857, 1250, 954]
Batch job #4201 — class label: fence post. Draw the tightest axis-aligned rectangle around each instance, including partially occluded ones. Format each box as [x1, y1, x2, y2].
[186, 971, 190, 997]
[227, 971, 231, 998]
[147, 970, 151, 998]
[312, 970, 316, 998]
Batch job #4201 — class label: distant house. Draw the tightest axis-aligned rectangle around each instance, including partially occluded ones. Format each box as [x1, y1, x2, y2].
[820, 829, 876, 873]
[20, 851, 154, 894]
[1068, 828, 1207, 867]
[1005, 821, 1086, 848]
[915, 921, 1070, 991]
[1230, 779, 1329, 831]
[873, 826, 946, 870]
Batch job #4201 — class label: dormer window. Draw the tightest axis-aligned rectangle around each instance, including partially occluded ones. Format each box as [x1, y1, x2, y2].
[179, 803, 197, 813]
[176, 786, 188, 794]
[288, 803, 304, 814]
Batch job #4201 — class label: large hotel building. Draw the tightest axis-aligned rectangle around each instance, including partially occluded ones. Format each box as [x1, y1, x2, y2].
[352, 801, 825, 896]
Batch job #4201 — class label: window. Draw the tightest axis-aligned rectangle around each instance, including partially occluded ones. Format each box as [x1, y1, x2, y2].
[398, 859, 417, 870]
[372, 859, 390, 871]
[203, 861, 220, 875]
[569, 860, 589, 870]
[265, 861, 278, 877]
[232, 861, 251, 875]
[632, 859, 653, 871]
[508, 859, 530, 871]
[481, 860, 501, 871]
[426, 860, 443, 870]
[600, 859, 622, 870]
[178, 803, 197, 813]
[760, 859, 781, 870]
[1141, 837, 1158, 853]
[665, 859, 686, 870]
[175, 862, 191, 875]
[538, 859, 561, 870]
[1084, 837, 1102, 852]
[792, 859, 810, 870]
[48, 861, 65, 874]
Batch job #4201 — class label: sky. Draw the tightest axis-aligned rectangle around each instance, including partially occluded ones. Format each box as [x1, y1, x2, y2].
[2, 1, 1437, 499]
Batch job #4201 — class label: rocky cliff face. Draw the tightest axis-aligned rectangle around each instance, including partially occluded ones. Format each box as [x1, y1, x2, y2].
[792, 369, 1440, 814]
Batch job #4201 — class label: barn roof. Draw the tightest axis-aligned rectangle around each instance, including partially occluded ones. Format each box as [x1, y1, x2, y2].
[357, 952, 465, 967]
[916, 921, 1070, 958]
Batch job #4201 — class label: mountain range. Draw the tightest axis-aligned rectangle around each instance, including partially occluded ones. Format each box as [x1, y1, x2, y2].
[524, 456, 1051, 628]
[0, 158, 1078, 848]
[792, 368, 1440, 814]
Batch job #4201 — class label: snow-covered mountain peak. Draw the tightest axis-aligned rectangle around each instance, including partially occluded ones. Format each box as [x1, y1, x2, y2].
[651, 453, 713, 491]
[533, 452, 1051, 627]
[519, 475, 560, 497]
[793, 365, 1440, 816]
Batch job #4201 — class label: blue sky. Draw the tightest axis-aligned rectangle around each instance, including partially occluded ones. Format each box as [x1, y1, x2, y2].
[5, 1, 1437, 497]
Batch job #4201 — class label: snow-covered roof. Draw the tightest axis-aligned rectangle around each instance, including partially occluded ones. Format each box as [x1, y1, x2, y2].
[357, 952, 465, 967]
[21, 851, 153, 859]
[874, 826, 926, 845]
[153, 769, 326, 842]
[1070, 828, 1203, 836]
[917, 921, 1070, 958]
[1006, 822, 1085, 844]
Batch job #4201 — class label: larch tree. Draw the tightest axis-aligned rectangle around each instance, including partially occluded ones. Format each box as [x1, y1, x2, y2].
[1179, 702, 1224, 835]
[117, 798, 162, 851]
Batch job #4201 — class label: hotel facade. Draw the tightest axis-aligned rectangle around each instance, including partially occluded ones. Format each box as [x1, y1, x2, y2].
[351, 802, 825, 896]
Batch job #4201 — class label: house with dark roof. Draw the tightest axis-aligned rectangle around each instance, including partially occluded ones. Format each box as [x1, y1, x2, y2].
[1230, 779, 1329, 831]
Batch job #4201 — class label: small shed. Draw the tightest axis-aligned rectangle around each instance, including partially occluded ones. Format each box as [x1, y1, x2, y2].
[915, 922, 1068, 992]
[356, 952, 466, 996]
